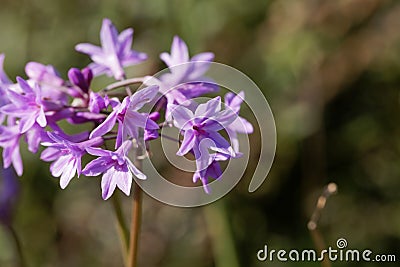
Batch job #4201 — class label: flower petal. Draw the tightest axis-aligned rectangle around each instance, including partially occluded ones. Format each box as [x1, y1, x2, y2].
[50, 155, 70, 177]
[85, 147, 110, 157]
[40, 147, 60, 161]
[187, 52, 214, 79]
[127, 159, 146, 180]
[101, 168, 117, 200]
[160, 36, 189, 66]
[100, 18, 119, 55]
[207, 132, 235, 156]
[225, 91, 244, 113]
[169, 104, 194, 130]
[201, 104, 238, 131]
[19, 114, 37, 133]
[11, 144, 23, 176]
[117, 28, 133, 56]
[195, 96, 221, 117]
[177, 129, 195, 156]
[75, 43, 103, 56]
[207, 161, 222, 179]
[121, 51, 147, 66]
[59, 158, 77, 189]
[16, 77, 34, 95]
[115, 169, 132, 196]
[36, 108, 47, 127]
[82, 157, 111, 176]
[89, 111, 117, 138]
[193, 139, 212, 172]
[129, 85, 159, 111]
[228, 117, 254, 134]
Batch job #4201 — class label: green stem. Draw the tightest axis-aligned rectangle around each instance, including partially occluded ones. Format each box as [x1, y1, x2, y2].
[127, 173, 143, 267]
[112, 194, 129, 265]
[127, 144, 144, 267]
[7, 225, 27, 267]
[204, 201, 240, 267]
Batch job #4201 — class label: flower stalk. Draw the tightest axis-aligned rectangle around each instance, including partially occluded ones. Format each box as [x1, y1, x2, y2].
[127, 144, 144, 267]
[102, 77, 147, 93]
[111, 194, 129, 263]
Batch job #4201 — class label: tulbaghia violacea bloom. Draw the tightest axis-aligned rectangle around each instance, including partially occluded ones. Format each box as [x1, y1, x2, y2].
[0, 121, 48, 176]
[25, 123, 48, 153]
[25, 62, 64, 86]
[159, 36, 215, 86]
[25, 62, 69, 104]
[169, 97, 238, 190]
[0, 125, 23, 176]
[68, 67, 93, 95]
[41, 132, 103, 189]
[0, 77, 47, 133]
[83, 140, 145, 200]
[224, 91, 254, 152]
[88, 92, 108, 113]
[90, 85, 159, 148]
[75, 18, 147, 80]
[144, 112, 160, 141]
[146, 36, 218, 117]
[193, 159, 222, 194]
[0, 54, 11, 123]
[0, 18, 254, 200]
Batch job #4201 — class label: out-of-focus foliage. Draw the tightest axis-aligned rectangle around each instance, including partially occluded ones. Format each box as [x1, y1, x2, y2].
[1, 0, 400, 266]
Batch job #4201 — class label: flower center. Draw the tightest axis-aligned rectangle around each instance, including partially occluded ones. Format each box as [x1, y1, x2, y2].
[193, 124, 206, 135]
[111, 154, 125, 166]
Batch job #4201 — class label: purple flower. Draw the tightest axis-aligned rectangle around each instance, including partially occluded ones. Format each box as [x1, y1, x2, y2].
[25, 62, 64, 86]
[193, 152, 241, 193]
[224, 91, 253, 152]
[88, 92, 107, 113]
[144, 112, 160, 141]
[68, 67, 93, 94]
[146, 36, 218, 117]
[193, 160, 222, 194]
[0, 77, 47, 133]
[0, 54, 11, 123]
[90, 85, 159, 148]
[0, 121, 48, 176]
[25, 62, 68, 104]
[67, 68, 93, 108]
[41, 132, 103, 189]
[169, 97, 236, 175]
[82, 140, 145, 200]
[88, 92, 119, 114]
[46, 106, 106, 126]
[0, 165, 20, 226]
[25, 123, 47, 153]
[75, 18, 147, 80]
[0, 125, 23, 176]
[160, 36, 214, 81]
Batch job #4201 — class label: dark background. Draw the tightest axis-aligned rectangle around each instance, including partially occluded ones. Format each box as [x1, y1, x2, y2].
[0, 0, 399, 266]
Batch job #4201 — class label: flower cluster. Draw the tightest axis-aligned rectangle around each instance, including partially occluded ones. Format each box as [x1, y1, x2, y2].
[0, 18, 253, 199]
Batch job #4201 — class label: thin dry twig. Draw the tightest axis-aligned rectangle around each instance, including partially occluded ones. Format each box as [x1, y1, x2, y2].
[308, 182, 338, 267]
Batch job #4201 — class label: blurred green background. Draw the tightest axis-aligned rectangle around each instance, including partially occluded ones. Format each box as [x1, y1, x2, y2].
[1, 0, 400, 266]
